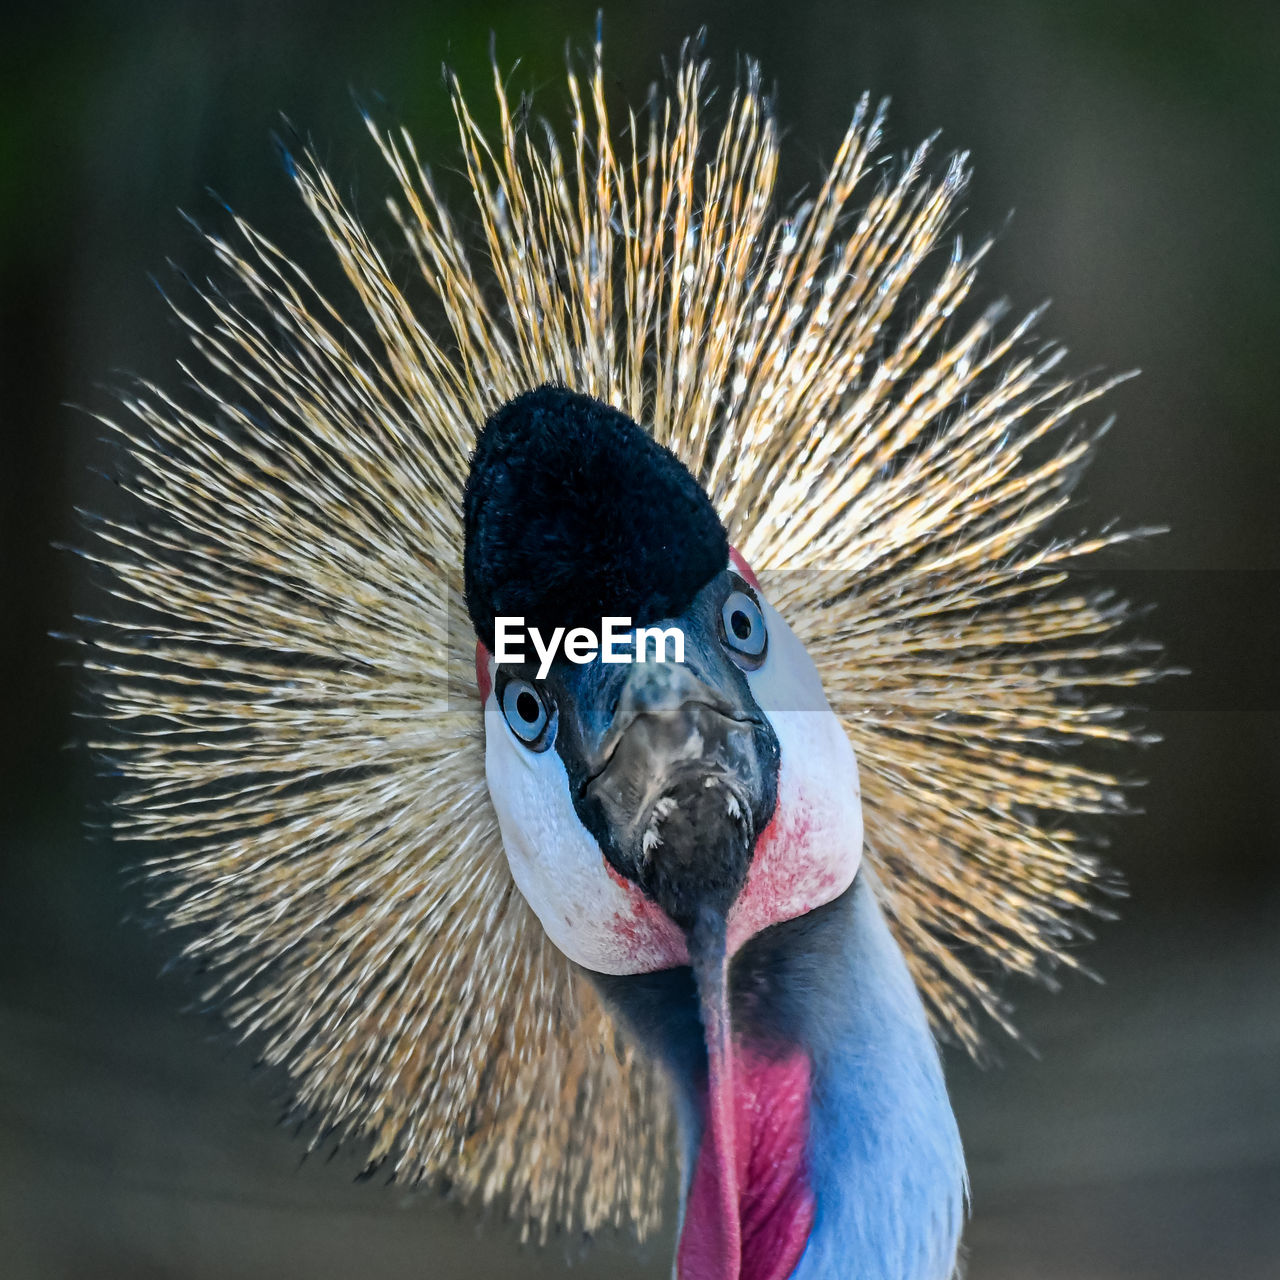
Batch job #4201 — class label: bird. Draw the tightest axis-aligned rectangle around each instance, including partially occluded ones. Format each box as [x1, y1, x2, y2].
[465, 385, 964, 1280]
[83, 32, 1156, 1280]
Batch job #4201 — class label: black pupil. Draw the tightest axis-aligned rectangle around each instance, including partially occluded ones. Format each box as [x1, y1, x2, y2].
[516, 689, 540, 724]
[731, 608, 753, 641]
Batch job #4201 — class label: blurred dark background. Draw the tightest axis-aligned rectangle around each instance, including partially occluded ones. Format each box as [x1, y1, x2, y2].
[2, 1, 1277, 1277]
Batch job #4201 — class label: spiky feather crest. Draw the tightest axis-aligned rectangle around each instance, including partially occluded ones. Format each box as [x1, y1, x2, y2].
[85, 38, 1156, 1240]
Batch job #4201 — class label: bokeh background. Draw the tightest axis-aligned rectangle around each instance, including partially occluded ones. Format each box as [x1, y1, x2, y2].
[2, 2, 1278, 1277]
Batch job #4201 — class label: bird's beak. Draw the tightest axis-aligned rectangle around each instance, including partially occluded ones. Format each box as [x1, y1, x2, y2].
[575, 652, 780, 932]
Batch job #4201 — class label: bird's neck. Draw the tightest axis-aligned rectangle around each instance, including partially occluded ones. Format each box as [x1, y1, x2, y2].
[786, 873, 965, 1280]
[591, 872, 965, 1280]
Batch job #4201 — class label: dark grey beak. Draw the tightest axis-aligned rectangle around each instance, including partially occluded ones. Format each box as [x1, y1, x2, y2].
[560, 641, 780, 932]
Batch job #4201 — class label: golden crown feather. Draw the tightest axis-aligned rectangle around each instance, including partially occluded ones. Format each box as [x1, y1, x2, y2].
[84, 36, 1156, 1242]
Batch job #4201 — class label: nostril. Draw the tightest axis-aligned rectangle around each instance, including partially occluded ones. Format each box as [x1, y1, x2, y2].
[623, 661, 705, 717]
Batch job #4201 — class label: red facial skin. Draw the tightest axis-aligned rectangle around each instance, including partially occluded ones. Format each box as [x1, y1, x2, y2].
[728, 798, 847, 958]
[729, 545, 761, 591]
[475, 640, 493, 703]
[603, 858, 691, 967]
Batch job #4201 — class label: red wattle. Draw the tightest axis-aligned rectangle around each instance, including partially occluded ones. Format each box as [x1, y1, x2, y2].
[677, 1038, 815, 1280]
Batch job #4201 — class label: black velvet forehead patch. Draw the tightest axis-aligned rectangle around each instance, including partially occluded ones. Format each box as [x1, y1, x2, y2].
[463, 386, 729, 651]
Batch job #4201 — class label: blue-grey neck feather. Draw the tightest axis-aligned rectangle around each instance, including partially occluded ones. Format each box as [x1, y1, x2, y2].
[789, 872, 965, 1280]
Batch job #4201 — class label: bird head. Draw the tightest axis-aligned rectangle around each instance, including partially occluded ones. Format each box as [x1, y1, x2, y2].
[464, 386, 866, 1277]
[89, 35, 1155, 1268]
[464, 387, 862, 978]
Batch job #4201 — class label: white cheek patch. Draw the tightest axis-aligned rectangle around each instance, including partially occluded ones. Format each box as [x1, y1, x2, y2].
[726, 597, 863, 955]
[479, 586, 861, 974]
[482, 687, 688, 976]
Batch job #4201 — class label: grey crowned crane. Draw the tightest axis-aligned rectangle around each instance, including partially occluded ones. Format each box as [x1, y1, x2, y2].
[85, 37, 1154, 1280]
[465, 387, 964, 1279]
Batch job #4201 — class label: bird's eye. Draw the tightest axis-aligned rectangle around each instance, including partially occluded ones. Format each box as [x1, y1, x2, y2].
[500, 678, 554, 749]
[720, 587, 768, 668]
